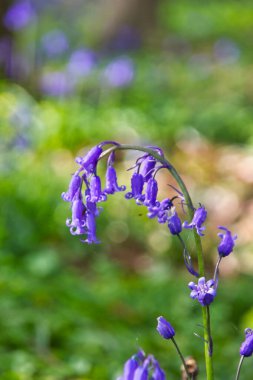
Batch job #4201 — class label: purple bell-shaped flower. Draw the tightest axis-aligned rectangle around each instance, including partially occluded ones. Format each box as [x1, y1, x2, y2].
[217, 226, 237, 257]
[104, 166, 126, 194]
[61, 173, 82, 202]
[183, 206, 207, 236]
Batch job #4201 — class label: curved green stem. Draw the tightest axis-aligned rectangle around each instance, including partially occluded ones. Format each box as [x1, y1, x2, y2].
[171, 337, 192, 380]
[235, 356, 244, 380]
[101, 143, 214, 380]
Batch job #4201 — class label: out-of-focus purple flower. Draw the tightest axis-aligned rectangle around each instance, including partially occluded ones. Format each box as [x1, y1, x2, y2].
[103, 57, 134, 87]
[143, 178, 159, 207]
[151, 359, 166, 380]
[217, 226, 237, 257]
[183, 206, 207, 236]
[121, 357, 139, 380]
[133, 364, 149, 380]
[41, 30, 69, 57]
[125, 173, 144, 202]
[104, 166, 126, 194]
[4, 0, 36, 31]
[87, 175, 107, 203]
[67, 49, 97, 78]
[118, 351, 166, 380]
[168, 210, 182, 235]
[240, 328, 253, 357]
[62, 173, 82, 202]
[108, 26, 141, 52]
[40, 71, 74, 97]
[156, 316, 175, 340]
[75, 145, 103, 174]
[188, 277, 216, 306]
[214, 38, 240, 64]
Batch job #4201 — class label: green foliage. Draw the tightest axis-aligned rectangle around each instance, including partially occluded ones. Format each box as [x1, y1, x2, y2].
[1, 0, 253, 378]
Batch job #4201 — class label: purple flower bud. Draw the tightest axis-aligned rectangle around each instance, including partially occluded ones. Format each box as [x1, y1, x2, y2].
[240, 328, 253, 357]
[122, 357, 139, 380]
[75, 145, 103, 174]
[217, 226, 237, 257]
[143, 178, 159, 207]
[125, 173, 144, 202]
[168, 211, 182, 235]
[133, 365, 148, 380]
[188, 277, 216, 306]
[61, 174, 81, 202]
[183, 206, 207, 236]
[151, 359, 166, 380]
[156, 316, 175, 340]
[88, 175, 107, 202]
[104, 166, 126, 194]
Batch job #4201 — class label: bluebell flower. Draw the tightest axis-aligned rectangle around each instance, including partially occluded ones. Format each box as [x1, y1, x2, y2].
[151, 358, 166, 380]
[67, 49, 97, 79]
[183, 206, 207, 236]
[40, 71, 74, 97]
[188, 277, 216, 306]
[121, 356, 139, 379]
[118, 351, 166, 380]
[75, 145, 103, 174]
[143, 178, 159, 207]
[133, 364, 149, 380]
[87, 175, 107, 202]
[4, 0, 36, 31]
[217, 226, 237, 257]
[138, 155, 157, 182]
[156, 316, 175, 340]
[104, 166, 126, 194]
[148, 198, 173, 224]
[240, 328, 253, 357]
[66, 198, 86, 236]
[125, 173, 144, 203]
[167, 210, 182, 235]
[83, 209, 99, 244]
[61, 173, 82, 202]
[103, 57, 134, 87]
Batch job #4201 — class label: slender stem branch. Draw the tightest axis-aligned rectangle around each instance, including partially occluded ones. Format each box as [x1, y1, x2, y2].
[235, 356, 244, 380]
[101, 143, 214, 380]
[171, 337, 192, 380]
[213, 256, 222, 285]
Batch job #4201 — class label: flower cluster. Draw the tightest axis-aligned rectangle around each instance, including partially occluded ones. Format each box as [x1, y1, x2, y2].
[62, 141, 237, 305]
[117, 350, 166, 380]
[62, 142, 126, 244]
[188, 277, 216, 307]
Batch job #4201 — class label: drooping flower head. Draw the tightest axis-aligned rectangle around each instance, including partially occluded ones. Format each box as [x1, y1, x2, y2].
[156, 316, 175, 340]
[183, 206, 207, 236]
[188, 277, 216, 306]
[217, 226, 237, 257]
[118, 350, 166, 380]
[240, 328, 253, 357]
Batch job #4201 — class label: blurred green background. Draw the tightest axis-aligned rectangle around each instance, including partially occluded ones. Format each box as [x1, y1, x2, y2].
[1, 0, 253, 379]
